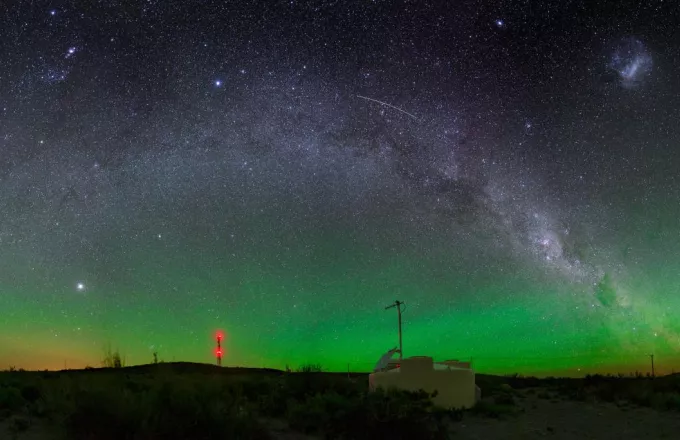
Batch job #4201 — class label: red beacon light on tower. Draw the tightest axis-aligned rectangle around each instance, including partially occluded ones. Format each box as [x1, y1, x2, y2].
[215, 330, 225, 366]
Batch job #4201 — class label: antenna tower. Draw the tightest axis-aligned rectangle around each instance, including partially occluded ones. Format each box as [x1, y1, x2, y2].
[385, 300, 405, 360]
[216, 332, 223, 367]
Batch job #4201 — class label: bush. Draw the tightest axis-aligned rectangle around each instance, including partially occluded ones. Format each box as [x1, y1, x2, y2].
[279, 370, 341, 402]
[664, 393, 680, 411]
[62, 388, 144, 440]
[296, 364, 323, 373]
[101, 345, 126, 368]
[55, 377, 271, 440]
[287, 388, 454, 440]
[493, 393, 515, 406]
[469, 399, 519, 419]
[8, 415, 31, 436]
[0, 385, 25, 413]
[648, 392, 680, 411]
[242, 377, 291, 418]
[20, 383, 41, 403]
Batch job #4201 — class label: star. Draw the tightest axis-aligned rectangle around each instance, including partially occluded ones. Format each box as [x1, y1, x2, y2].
[43, 68, 68, 83]
[0, 0, 677, 377]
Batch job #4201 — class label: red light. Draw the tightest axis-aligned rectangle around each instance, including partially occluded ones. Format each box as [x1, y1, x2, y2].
[216, 350, 223, 356]
[216, 331, 224, 341]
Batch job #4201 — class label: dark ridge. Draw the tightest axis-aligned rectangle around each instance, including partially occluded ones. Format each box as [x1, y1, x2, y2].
[55, 362, 285, 376]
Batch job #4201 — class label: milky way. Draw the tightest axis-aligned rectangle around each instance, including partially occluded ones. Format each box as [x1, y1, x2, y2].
[1, 0, 680, 375]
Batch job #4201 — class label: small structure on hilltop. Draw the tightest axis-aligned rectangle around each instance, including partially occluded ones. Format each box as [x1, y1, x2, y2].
[369, 350, 481, 409]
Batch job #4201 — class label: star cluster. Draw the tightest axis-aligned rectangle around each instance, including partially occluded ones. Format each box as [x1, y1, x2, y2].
[1, 0, 679, 375]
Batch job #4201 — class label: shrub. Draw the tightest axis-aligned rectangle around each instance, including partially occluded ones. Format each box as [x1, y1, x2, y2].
[101, 345, 126, 368]
[296, 364, 323, 373]
[20, 384, 41, 403]
[287, 387, 453, 440]
[55, 377, 271, 440]
[469, 400, 518, 419]
[62, 388, 144, 440]
[8, 416, 31, 435]
[280, 370, 335, 401]
[241, 377, 289, 418]
[664, 393, 680, 411]
[493, 393, 516, 406]
[0, 385, 25, 413]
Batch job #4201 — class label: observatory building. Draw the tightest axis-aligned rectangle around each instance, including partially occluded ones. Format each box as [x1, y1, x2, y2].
[369, 350, 481, 409]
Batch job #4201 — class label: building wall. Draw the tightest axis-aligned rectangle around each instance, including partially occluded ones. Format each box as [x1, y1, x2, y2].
[369, 357, 478, 409]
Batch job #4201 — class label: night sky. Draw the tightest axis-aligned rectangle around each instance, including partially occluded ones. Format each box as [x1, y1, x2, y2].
[2, 0, 679, 376]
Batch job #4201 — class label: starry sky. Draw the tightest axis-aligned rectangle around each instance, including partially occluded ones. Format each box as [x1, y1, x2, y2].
[1, 0, 680, 376]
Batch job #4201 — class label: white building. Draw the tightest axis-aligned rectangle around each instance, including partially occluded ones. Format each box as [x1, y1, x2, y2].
[369, 354, 481, 409]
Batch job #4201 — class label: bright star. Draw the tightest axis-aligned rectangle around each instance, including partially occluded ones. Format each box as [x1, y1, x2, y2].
[214, 79, 222, 87]
[495, 19, 504, 28]
[50, 10, 56, 16]
[76, 282, 85, 291]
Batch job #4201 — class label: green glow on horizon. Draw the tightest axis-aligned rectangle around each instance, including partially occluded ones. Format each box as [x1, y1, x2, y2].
[3, 227, 680, 376]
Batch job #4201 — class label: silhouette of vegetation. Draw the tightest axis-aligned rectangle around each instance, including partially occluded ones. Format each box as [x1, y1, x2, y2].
[2, 365, 680, 439]
[101, 344, 125, 368]
[469, 399, 519, 418]
[295, 363, 323, 373]
[476, 372, 680, 411]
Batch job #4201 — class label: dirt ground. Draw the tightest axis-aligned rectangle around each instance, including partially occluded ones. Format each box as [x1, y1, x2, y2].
[451, 389, 680, 440]
[3, 388, 680, 440]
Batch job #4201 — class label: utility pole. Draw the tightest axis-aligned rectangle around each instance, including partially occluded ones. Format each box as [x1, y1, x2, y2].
[649, 354, 655, 378]
[385, 300, 405, 360]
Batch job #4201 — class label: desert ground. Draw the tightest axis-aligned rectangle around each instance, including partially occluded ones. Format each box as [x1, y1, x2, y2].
[2, 363, 680, 439]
